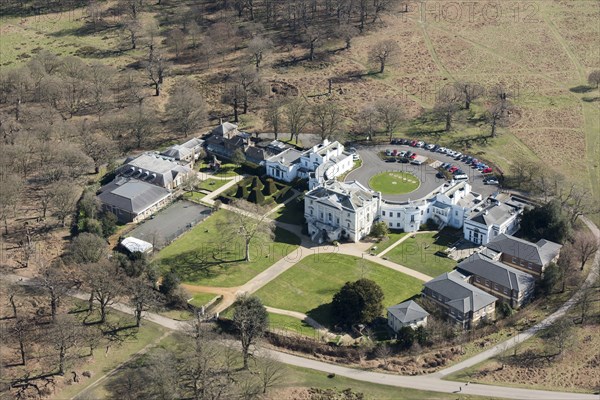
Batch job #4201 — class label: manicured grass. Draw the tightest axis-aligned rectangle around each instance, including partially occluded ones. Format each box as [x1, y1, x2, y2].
[255, 254, 423, 327]
[384, 231, 459, 277]
[369, 171, 420, 194]
[183, 191, 206, 202]
[197, 178, 231, 192]
[157, 309, 194, 321]
[337, 159, 363, 181]
[369, 231, 408, 255]
[156, 210, 301, 287]
[268, 313, 320, 339]
[199, 163, 240, 177]
[188, 292, 220, 308]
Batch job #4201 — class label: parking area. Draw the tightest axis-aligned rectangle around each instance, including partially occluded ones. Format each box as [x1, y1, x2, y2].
[127, 200, 211, 249]
[346, 145, 497, 201]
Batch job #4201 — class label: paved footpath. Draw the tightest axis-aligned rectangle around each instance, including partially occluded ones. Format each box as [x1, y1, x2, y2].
[7, 221, 600, 400]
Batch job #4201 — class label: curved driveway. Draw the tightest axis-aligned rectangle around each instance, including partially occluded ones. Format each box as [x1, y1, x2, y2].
[346, 144, 497, 202]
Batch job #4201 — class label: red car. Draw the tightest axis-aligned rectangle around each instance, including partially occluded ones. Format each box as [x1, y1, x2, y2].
[482, 167, 493, 174]
[410, 140, 418, 147]
[410, 153, 418, 159]
[449, 166, 459, 173]
[392, 149, 398, 156]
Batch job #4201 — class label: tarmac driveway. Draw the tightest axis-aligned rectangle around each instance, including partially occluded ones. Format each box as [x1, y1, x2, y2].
[127, 200, 211, 249]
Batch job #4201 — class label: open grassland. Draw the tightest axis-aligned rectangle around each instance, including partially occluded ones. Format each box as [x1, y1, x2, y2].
[384, 231, 460, 277]
[254, 254, 423, 327]
[156, 209, 301, 287]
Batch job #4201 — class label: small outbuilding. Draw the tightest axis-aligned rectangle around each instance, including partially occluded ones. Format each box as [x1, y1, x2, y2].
[387, 300, 429, 332]
[120, 237, 153, 255]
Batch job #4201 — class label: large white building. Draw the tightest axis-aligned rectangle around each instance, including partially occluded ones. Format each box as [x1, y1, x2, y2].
[379, 180, 481, 232]
[463, 199, 523, 245]
[304, 180, 381, 243]
[265, 139, 354, 189]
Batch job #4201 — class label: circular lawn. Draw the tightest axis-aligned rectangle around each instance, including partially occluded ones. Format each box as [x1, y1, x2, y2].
[368, 171, 420, 195]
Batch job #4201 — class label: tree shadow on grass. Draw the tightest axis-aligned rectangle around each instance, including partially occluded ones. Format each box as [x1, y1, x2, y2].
[160, 247, 244, 283]
[570, 85, 594, 94]
[306, 303, 334, 329]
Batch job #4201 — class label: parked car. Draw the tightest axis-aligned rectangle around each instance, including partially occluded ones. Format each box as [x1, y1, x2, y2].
[484, 177, 499, 185]
[416, 141, 425, 148]
[348, 147, 357, 153]
[401, 138, 410, 145]
[405, 151, 414, 158]
[445, 164, 454, 170]
[425, 143, 435, 150]
[410, 140, 417, 147]
[449, 166, 459, 173]
[390, 139, 399, 144]
[454, 152, 463, 160]
[392, 149, 398, 156]
[410, 153, 418, 159]
[398, 157, 409, 163]
[436, 171, 446, 179]
[385, 149, 392, 156]
[398, 151, 407, 157]
[454, 174, 469, 181]
[411, 159, 424, 165]
[352, 153, 360, 161]
[432, 144, 440, 151]
[482, 167, 493, 174]
[465, 156, 473, 163]
[453, 169, 464, 175]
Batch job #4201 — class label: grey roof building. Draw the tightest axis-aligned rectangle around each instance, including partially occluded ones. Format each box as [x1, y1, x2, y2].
[97, 178, 171, 223]
[387, 300, 429, 332]
[457, 253, 536, 308]
[119, 153, 193, 190]
[422, 270, 497, 328]
[484, 233, 562, 277]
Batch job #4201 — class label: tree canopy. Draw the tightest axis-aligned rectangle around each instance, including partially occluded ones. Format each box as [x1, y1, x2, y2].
[332, 278, 384, 327]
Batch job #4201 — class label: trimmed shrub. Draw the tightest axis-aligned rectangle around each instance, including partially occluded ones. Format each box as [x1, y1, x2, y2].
[250, 176, 264, 191]
[235, 184, 249, 199]
[263, 178, 277, 196]
[247, 187, 265, 204]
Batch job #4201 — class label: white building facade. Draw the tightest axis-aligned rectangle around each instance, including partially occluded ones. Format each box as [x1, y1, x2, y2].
[463, 200, 522, 245]
[304, 180, 381, 243]
[265, 139, 354, 188]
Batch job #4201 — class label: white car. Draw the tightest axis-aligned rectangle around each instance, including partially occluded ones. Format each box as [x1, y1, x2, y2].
[399, 151, 407, 157]
[437, 147, 447, 153]
[454, 152, 462, 159]
[425, 144, 435, 150]
[385, 149, 392, 156]
[352, 153, 360, 161]
[411, 159, 424, 165]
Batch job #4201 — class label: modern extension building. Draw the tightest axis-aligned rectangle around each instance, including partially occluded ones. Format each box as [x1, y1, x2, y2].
[422, 270, 497, 328]
[97, 178, 172, 223]
[484, 233, 562, 278]
[462, 198, 523, 245]
[456, 253, 536, 308]
[117, 153, 194, 190]
[387, 300, 430, 332]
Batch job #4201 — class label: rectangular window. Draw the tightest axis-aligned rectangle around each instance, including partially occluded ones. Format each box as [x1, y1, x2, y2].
[397, 212, 401, 217]
[397, 223, 400, 227]
[411, 215, 415, 222]
[382, 211, 386, 216]
[455, 210, 458, 216]
[336, 218, 340, 224]
[328, 213, 332, 221]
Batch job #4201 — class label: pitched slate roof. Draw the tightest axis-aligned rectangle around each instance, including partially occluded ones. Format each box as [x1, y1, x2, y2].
[424, 270, 497, 314]
[457, 253, 535, 292]
[387, 300, 429, 324]
[485, 233, 562, 266]
[211, 122, 238, 136]
[98, 178, 171, 214]
[468, 201, 520, 227]
[161, 145, 193, 160]
[267, 148, 303, 167]
[306, 180, 376, 211]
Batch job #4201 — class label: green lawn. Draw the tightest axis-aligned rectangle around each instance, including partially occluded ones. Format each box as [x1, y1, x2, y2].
[369, 231, 408, 255]
[255, 254, 423, 327]
[183, 191, 206, 202]
[197, 178, 231, 192]
[189, 292, 220, 308]
[198, 163, 240, 177]
[384, 231, 459, 277]
[337, 159, 363, 181]
[369, 172, 420, 194]
[268, 312, 320, 339]
[156, 210, 301, 287]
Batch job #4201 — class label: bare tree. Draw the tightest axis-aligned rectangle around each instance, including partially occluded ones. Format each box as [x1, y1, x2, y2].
[588, 70, 600, 89]
[285, 98, 309, 143]
[123, 18, 142, 50]
[49, 184, 80, 227]
[47, 314, 82, 375]
[166, 78, 207, 137]
[128, 277, 157, 327]
[255, 355, 285, 394]
[166, 29, 186, 60]
[38, 262, 73, 321]
[572, 230, 599, 271]
[144, 49, 168, 96]
[557, 243, 577, 293]
[248, 36, 273, 71]
[336, 23, 359, 50]
[311, 101, 342, 140]
[122, 104, 158, 149]
[375, 100, 403, 140]
[82, 132, 116, 174]
[357, 104, 377, 141]
[368, 40, 399, 73]
[542, 318, 573, 356]
[86, 260, 124, 323]
[224, 200, 275, 262]
[0, 173, 22, 234]
[222, 83, 243, 123]
[434, 85, 461, 132]
[304, 26, 321, 61]
[233, 294, 269, 369]
[453, 81, 485, 110]
[265, 98, 283, 140]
